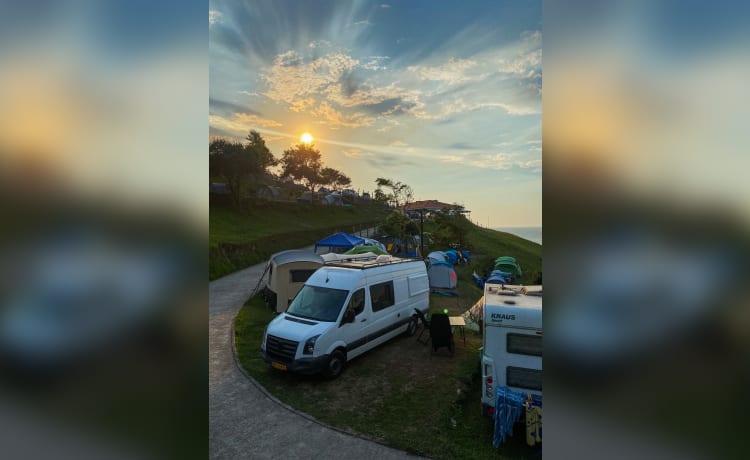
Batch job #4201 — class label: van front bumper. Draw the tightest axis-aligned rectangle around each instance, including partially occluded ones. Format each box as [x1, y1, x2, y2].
[262, 351, 331, 375]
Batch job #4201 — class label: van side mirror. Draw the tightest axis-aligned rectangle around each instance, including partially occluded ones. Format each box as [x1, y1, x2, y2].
[341, 309, 355, 326]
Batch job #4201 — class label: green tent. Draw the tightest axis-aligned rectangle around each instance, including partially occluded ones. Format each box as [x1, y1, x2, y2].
[494, 257, 522, 277]
[344, 245, 388, 255]
[494, 256, 517, 264]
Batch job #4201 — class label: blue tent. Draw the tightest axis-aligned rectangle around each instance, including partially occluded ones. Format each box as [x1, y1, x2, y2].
[314, 232, 365, 254]
[444, 249, 459, 264]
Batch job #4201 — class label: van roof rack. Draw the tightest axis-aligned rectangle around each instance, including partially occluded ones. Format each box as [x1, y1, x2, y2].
[325, 255, 423, 269]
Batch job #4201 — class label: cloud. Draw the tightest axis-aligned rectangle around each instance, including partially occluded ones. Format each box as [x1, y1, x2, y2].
[352, 20, 371, 27]
[311, 101, 374, 128]
[449, 142, 480, 150]
[238, 90, 260, 97]
[289, 97, 315, 113]
[389, 140, 408, 147]
[380, 4, 391, 8]
[363, 154, 416, 169]
[209, 113, 283, 136]
[361, 56, 390, 71]
[307, 40, 333, 49]
[408, 58, 479, 85]
[438, 99, 540, 117]
[439, 152, 541, 171]
[498, 49, 542, 79]
[209, 98, 260, 116]
[342, 148, 371, 158]
[262, 51, 360, 107]
[209, 10, 223, 26]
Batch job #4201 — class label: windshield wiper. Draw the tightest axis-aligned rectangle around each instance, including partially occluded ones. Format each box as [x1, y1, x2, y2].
[287, 312, 316, 321]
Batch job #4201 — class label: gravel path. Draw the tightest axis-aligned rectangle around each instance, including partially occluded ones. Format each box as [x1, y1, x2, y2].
[209, 244, 414, 459]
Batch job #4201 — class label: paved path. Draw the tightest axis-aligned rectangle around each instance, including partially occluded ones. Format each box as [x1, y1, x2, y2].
[209, 244, 414, 459]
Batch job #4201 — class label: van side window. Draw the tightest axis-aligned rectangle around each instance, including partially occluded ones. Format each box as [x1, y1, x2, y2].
[348, 288, 365, 316]
[289, 269, 316, 283]
[507, 333, 542, 357]
[369, 282, 394, 312]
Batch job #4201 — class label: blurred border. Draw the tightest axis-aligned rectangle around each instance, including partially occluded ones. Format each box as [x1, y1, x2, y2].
[543, 1, 750, 459]
[0, 1, 207, 458]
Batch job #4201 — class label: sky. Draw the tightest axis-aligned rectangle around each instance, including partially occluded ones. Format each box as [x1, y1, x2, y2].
[209, 0, 541, 227]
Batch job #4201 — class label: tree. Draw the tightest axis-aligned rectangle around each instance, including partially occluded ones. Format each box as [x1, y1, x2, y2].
[245, 130, 276, 171]
[209, 131, 278, 206]
[432, 206, 471, 249]
[320, 167, 352, 190]
[375, 177, 413, 208]
[280, 143, 323, 195]
[379, 210, 419, 252]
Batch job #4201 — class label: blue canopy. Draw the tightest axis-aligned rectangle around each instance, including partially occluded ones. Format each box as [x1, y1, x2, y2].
[314, 232, 365, 252]
[444, 249, 459, 264]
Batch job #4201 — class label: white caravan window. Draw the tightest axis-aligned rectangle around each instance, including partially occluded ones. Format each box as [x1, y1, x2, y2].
[507, 366, 542, 391]
[507, 333, 542, 357]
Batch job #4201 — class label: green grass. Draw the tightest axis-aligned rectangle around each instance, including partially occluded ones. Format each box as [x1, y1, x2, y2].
[235, 295, 537, 459]
[425, 223, 542, 286]
[210, 202, 388, 279]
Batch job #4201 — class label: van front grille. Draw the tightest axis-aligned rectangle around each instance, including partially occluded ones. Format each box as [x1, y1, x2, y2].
[266, 335, 299, 363]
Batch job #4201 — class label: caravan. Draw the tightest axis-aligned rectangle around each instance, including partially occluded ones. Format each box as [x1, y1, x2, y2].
[262, 255, 429, 378]
[481, 284, 542, 416]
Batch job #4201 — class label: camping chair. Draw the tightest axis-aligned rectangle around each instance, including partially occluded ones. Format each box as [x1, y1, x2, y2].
[414, 308, 431, 345]
[429, 313, 454, 353]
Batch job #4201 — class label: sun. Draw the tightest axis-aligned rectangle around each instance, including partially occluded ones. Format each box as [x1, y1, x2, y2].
[300, 132, 314, 144]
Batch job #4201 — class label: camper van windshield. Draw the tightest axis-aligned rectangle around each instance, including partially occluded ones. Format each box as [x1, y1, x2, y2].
[287, 285, 349, 322]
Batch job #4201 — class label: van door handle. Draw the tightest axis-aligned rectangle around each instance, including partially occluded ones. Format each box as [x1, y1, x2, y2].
[360, 318, 367, 322]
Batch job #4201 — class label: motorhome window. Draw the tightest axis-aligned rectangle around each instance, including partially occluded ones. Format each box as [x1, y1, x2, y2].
[507, 366, 542, 391]
[348, 288, 365, 316]
[286, 285, 349, 322]
[507, 333, 542, 357]
[290, 269, 317, 283]
[370, 282, 394, 312]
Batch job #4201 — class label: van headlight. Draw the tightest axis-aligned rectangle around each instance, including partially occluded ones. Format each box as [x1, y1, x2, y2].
[303, 335, 321, 355]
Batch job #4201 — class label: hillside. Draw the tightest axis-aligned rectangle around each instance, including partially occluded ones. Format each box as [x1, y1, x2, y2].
[210, 202, 542, 283]
[209, 202, 389, 279]
[422, 221, 542, 285]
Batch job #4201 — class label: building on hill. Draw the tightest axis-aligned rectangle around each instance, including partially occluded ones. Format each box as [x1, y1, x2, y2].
[403, 200, 470, 219]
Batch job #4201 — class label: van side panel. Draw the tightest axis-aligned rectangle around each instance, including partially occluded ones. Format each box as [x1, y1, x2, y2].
[407, 273, 429, 296]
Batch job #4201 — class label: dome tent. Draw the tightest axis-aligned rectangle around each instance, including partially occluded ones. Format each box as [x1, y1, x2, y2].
[444, 249, 459, 264]
[494, 256, 522, 278]
[427, 260, 457, 289]
[344, 245, 388, 255]
[427, 251, 448, 264]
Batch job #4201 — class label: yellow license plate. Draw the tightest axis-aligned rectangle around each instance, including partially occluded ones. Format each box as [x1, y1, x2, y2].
[271, 362, 287, 371]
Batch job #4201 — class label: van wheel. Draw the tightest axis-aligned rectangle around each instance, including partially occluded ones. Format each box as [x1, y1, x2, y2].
[325, 350, 346, 379]
[405, 317, 418, 336]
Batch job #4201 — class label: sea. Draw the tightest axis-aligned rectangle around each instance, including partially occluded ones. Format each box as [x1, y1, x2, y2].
[492, 227, 542, 245]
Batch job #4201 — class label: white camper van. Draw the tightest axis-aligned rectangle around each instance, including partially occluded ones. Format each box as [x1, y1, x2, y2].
[262, 256, 429, 378]
[481, 284, 542, 416]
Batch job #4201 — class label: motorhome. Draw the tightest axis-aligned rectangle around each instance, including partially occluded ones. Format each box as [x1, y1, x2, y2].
[262, 255, 429, 378]
[481, 284, 542, 416]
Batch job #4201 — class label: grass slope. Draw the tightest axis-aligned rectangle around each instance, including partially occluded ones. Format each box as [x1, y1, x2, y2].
[425, 223, 542, 285]
[466, 225, 542, 285]
[235, 295, 535, 459]
[210, 202, 388, 280]
[232, 226, 542, 458]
